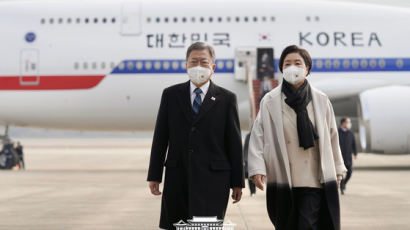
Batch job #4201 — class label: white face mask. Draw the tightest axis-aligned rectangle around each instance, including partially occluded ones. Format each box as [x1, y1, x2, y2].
[282, 65, 306, 85]
[187, 66, 212, 85]
[346, 122, 352, 130]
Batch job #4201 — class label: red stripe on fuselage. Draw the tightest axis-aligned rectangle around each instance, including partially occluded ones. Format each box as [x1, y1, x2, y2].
[0, 75, 105, 90]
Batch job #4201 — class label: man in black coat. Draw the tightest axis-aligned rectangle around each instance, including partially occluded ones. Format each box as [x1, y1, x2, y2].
[338, 117, 357, 195]
[147, 42, 244, 230]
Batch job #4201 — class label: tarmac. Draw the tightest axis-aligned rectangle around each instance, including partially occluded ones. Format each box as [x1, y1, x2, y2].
[0, 138, 410, 230]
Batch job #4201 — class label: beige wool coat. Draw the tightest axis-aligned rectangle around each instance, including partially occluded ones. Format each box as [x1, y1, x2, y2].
[248, 82, 347, 230]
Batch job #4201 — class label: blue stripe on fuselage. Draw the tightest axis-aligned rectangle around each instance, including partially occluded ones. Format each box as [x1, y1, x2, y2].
[110, 58, 410, 74]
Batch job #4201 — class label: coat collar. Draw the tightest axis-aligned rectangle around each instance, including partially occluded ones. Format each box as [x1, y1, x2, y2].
[264, 82, 328, 185]
[177, 80, 221, 124]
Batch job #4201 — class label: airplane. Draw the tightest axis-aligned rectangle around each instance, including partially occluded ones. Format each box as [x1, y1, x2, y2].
[0, 0, 410, 154]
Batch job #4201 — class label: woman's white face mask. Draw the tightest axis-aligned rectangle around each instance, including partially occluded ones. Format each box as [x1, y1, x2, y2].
[187, 66, 212, 85]
[282, 65, 306, 85]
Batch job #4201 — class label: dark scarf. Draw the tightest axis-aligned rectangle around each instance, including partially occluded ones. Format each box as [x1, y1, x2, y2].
[282, 80, 319, 150]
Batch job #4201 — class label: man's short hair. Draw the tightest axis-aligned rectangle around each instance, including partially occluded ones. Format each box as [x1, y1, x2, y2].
[186, 42, 216, 63]
[340, 117, 348, 125]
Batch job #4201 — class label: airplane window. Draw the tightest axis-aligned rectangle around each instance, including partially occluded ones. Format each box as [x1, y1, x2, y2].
[127, 61, 134, 70]
[325, 60, 331, 68]
[101, 62, 106, 69]
[111, 17, 116, 23]
[315, 16, 320, 21]
[244, 16, 249, 22]
[217, 17, 222, 22]
[163, 61, 170, 70]
[156, 17, 160, 23]
[253, 16, 258, 22]
[137, 62, 143, 70]
[226, 61, 234, 69]
[360, 60, 368, 68]
[261, 16, 266, 22]
[173, 17, 178, 23]
[94, 18, 98, 23]
[352, 59, 359, 68]
[154, 61, 161, 70]
[74, 62, 79, 70]
[315, 60, 323, 69]
[396, 59, 404, 68]
[146, 17, 151, 23]
[41, 18, 45, 24]
[333, 60, 340, 68]
[369, 59, 377, 68]
[235, 17, 240, 22]
[83, 62, 88, 70]
[182, 17, 187, 23]
[164, 17, 169, 23]
[200, 17, 204, 23]
[271, 16, 275, 22]
[306, 16, 311, 22]
[378, 59, 386, 68]
[343, 60, 350, 68]
[92, 62, 97, 69]
[145, 61, 152, 70]
[191, 17, 196, 23]
[110, 62, 116, 69]
[217, 60, 224, 69]
[76, 18, 81, 23]
[85, 18, 89, 24]
[58, 18, 63, 24]
[172, 61, 179, 70]
[102, 18, 107, 23]
[118, 62, 125, 70]
[49, 18, 54, 24]
[209, 17, 213, 23]
[226, 17, 231, 22]
[181, 61, 187, 69]
[67, 18, 72, 24]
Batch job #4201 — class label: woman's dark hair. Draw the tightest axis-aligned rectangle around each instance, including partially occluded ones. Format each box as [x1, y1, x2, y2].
[278, 45, 312, 76]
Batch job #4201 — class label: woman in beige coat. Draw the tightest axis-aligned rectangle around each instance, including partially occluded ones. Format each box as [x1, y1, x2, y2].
[248, 45, 347, 230]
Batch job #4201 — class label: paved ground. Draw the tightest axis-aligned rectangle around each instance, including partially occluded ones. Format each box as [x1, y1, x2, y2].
[0, 138, 410, 230]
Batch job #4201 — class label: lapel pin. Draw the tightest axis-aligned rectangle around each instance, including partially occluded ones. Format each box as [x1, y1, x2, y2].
[211, 97, 216, 101]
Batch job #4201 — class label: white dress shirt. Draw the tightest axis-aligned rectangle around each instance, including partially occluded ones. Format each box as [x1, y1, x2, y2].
[190, 80, 210, 106]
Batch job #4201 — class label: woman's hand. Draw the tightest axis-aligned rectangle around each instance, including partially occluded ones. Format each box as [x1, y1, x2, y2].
[252, 174, 266, 191]
[337, 174, 343, 188]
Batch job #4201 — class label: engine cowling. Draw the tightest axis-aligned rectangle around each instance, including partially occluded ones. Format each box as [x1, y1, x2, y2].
[358, 86, 410, 154]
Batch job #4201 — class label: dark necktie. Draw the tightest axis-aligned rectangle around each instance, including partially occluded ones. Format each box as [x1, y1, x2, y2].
[192, 88, 202, 115]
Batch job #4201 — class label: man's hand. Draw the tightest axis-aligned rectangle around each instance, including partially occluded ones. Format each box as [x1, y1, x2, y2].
[252, 174, 266, 191]
[231, 187, 242, 204]
[354, 155, 358, 160]
[149, 181, 162, 195]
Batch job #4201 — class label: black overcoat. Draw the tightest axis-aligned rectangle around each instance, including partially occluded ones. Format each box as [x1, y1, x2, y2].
[147, 80, 244, 229]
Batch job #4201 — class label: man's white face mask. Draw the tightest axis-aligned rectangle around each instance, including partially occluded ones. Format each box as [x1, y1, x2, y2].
[187, 66, 212, 85]
[282, 65, 306, 85]
[346, 122, 352, 130]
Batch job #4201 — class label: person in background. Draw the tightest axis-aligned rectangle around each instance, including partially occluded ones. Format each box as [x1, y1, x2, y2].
[338, 117, 357, 195]
[15, 141, 25, 170]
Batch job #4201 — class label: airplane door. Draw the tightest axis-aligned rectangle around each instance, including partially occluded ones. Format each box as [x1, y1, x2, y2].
[20, 49, 39, 86]
[120, 2, 142, 36]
